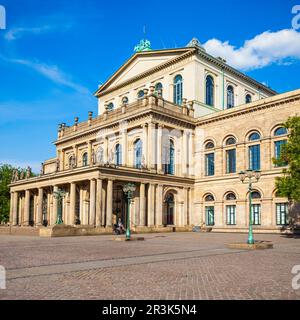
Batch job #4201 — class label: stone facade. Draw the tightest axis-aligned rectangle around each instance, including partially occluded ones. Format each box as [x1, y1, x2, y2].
[9, 40, 300, 234]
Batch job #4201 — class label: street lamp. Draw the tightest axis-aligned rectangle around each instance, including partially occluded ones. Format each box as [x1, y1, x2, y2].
[239, 169, 261, 244]
[122, 183, 136, 240]
[53, 188, 66, 225]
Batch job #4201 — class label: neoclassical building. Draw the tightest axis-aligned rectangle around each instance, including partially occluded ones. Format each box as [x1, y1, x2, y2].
[9, 38, 300, 235]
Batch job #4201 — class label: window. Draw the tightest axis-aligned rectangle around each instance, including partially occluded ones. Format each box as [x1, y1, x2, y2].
[206, 75, 214, 107]
[249, 145, 260, 170]
[251, 204, 261, 225]
[173, 75, 183, 105]
[225, 137, 236, 146]
[134, 139, 143, 169]
[276, 203, 288, 225]
[226, 205, 236, 225]
[227, 85, 234, 109]
[122, 96, 129, 104]
[226, 192, 236, 201]
[137, 90, 144, 99]
[226, 149, 236, 173]
[249, 132, 261, 141]
[205, 206, 214, 226]
[107, 102, 114, 111]
[205, 153, 215, 176]
[82, 152, 88, 167]
[275, 140, 287, 163]
[205, 194, 215, 202]
[251, 191, 261, 199]
[274, 127, 287, 136]
[115, 144, 122, 166]
[245, 94, 252, 104]
[205, 141, 215, 150]
[164, 140, 175, 175]
[155, 82, 163, 96]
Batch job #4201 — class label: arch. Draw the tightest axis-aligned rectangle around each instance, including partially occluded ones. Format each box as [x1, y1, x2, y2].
[115, 143, 122, 166]
[225, 192, 237, 201]
[134, 138, 143, 168]
[155, 82, 163, 96]
[245, 128, 263, 141]
[227, 85, 234, 109]
[224, 135, 237, 146]
[274, 126, 288, 136]
[251, 190, 262, 199]
[82, 152, 88, 167]
[248, 131, 261, 141]
[245, 94, 252, 104]
[206, 75, 214, 107]
[173, 74, 183, 105]
[122, 96, 129, 104]
[246, 187, 264, 199]
[164, 192, 175, 225]
[137, 90, 144, 99]
[204, 140, 215, 150]
[204, 193, 215, 202]
[107, 102, 114, 111]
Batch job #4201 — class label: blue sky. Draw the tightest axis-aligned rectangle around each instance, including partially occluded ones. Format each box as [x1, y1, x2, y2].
[0, 0, 300, 171]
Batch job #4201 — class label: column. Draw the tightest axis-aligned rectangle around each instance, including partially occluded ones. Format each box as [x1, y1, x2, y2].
[89, 179, 96, 226]
[70, 182, 76, 225]
[155, 184, 163, 226]
[188, 132, 194, 176]
[121, 129, 128, 166]
[139, 183, 146, 226]
[9, 192, 14, 225]
[104, 137, 108, 163]
[73, 145, 78, 167]
[12, 192, 18, 226]
[147, 183, 155, 226]
[147, 122, 156, 170]
[36, 188, 43, 226]
[24, 190, 30, 226]
[60, 149, 65, 171]
[80, 188, 85, 224]
[181, 130, 188, 176]
[106, 179, 113, 228]
[96, 178, 103, 227]
[157, 124, 163, 173]
[183, 188, 189, 226]
[188, 188, 193, 226]
[142, 124, 148, 167]
[88, 140, 93, 165]
[52, 186, 58, 225]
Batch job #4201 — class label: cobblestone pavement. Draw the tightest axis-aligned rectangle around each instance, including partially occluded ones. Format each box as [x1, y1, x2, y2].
[0, 232, 299, 300]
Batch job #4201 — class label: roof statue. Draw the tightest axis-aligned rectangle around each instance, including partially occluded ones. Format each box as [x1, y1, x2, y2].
[186, 37, 206, 51]
[134, 39, 152, 52]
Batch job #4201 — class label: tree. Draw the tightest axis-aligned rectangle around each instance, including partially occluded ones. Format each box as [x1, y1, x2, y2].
[273, 116, 300, 228]
[0, 164, 14, 223]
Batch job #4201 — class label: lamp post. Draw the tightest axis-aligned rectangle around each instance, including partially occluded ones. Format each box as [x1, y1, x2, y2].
[238, 169, 261, 244]
[123, 183, 136, 240]
[53, 188, 66, 225]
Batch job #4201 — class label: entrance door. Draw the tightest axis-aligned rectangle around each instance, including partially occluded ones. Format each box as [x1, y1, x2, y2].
[166, 194, 174, 225]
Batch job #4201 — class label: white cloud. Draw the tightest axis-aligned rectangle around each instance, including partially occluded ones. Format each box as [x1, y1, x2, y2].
[203, 29, 300, 71]
[1, 55, 91, 95]
[5, 25, 53, 40]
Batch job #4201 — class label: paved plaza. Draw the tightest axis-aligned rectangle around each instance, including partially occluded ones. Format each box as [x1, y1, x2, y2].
[0, 232, 299, 300]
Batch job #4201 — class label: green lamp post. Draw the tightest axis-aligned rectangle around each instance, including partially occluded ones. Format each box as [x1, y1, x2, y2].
[123, 183, 136, 240]
[239, 169, 261, 244]
[53, 188, 66, 225]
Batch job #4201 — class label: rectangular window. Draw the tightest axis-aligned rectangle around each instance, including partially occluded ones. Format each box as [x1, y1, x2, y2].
[226, 149, 236, 173]
[205, 153, 215, 176]
[205, 206, 214, 226]
[226, 205, 236, 225]
[276, 203, 288, 225]
[275, 140, 287, 166]
[249, 145, 260, 170]
[251, 204, 261, 225]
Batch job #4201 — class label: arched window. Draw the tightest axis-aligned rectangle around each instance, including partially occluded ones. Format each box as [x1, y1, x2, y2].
[107, 102, 114, 111]
[115, 144, 122, 166]
[155, 82, 163, 96]
[251, 191, 261, 199]
[204, 194, 215, 202]
[164, 140, 175, 175]
[249, 132, 261, 141]
[173, 75, 183, 105]
[82, 152, 88, 167]
[225, 137, 236, 145]
[137, 90, 144, 99]
[245, 94, 252, 104]
[122, 96, 129, 105]
[206, 75, 214, 107]
[226, 192, 237, 201]
[274, 127, 288, 136]
[165, 193, 175, 225]
[134, 139, 143, 169]
[205, 141, 215, 150]
[97, 147, 104, 164]
[227, 85, 234, 109]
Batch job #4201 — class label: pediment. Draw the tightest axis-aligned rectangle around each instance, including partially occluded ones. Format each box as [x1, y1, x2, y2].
[95, 48, 194, 95]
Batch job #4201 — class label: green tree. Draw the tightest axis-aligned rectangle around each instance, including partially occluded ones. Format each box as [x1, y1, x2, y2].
[0, 164, 14, 223]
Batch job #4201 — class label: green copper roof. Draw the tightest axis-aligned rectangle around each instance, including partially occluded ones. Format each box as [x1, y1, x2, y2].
[134, 39, 152, 52]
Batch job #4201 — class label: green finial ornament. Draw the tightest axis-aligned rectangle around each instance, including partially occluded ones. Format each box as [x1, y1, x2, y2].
[134, 39, 152, 52]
